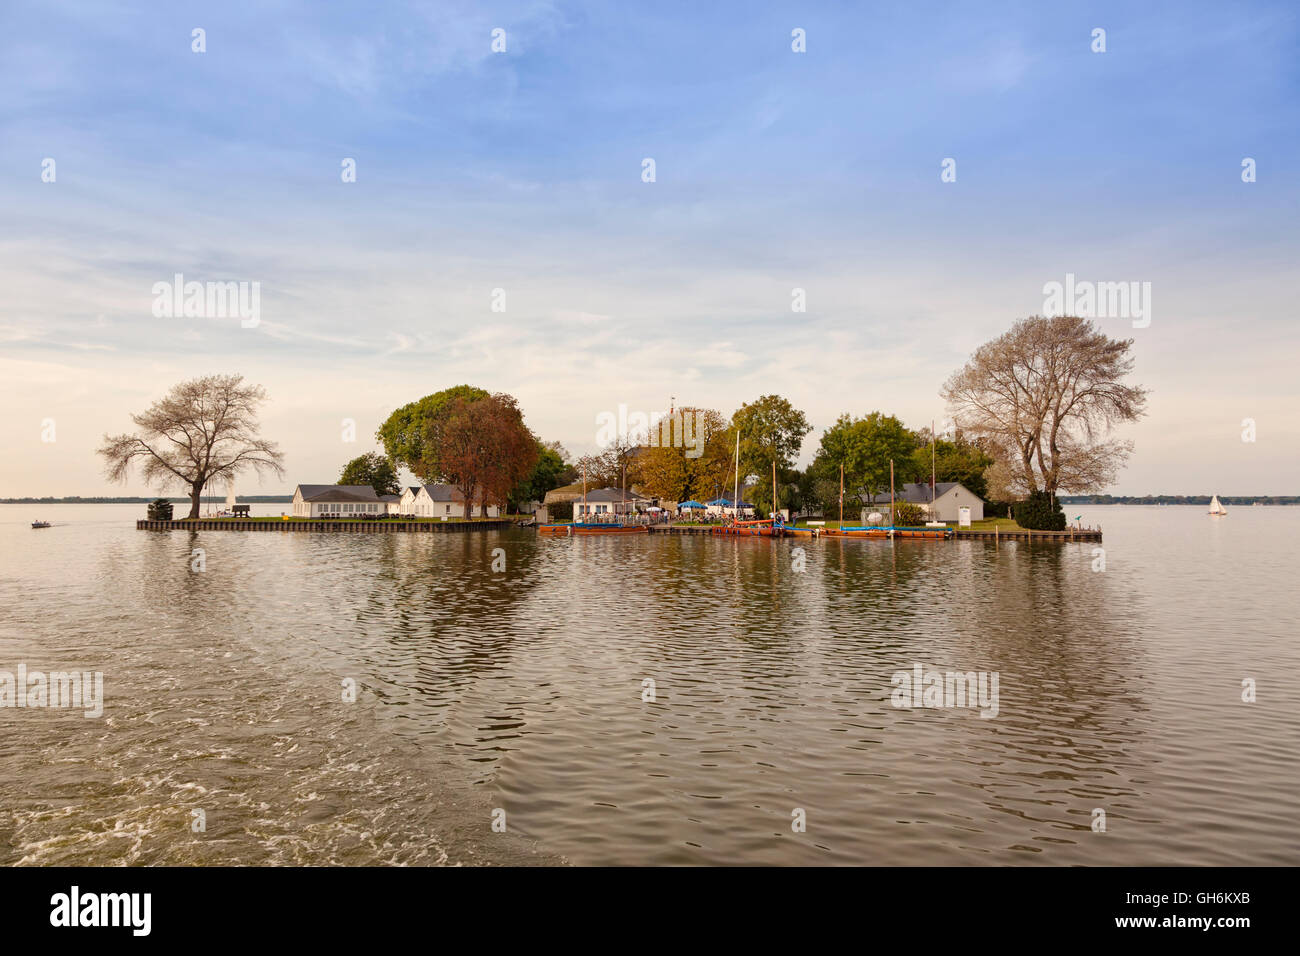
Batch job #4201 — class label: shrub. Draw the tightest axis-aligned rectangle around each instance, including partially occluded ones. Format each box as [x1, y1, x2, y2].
[1013, 491, 1066, 530]
[147, 498, 174, 520]
[892, 502, 926, 526]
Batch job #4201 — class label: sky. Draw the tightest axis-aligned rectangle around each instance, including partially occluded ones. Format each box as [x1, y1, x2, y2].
[2, 0, 1298, 497]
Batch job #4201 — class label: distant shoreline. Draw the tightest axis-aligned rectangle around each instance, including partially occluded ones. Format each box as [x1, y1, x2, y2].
[1057, 496, 1299, 506]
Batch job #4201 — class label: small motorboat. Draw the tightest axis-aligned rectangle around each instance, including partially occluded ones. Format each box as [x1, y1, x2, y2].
[31, 520, 51, 529]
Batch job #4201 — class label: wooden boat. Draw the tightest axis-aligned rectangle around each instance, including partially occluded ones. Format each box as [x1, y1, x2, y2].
[31, 520, 51, 529]
[537, 522, 648, 536]
[819, 525, 951, 539]
[711, 518, 787, 538]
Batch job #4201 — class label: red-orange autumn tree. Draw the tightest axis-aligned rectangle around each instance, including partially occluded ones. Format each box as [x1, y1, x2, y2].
[425, 393, 538, 516]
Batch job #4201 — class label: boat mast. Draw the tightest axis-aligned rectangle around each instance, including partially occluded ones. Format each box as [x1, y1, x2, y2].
[772, 460, 776, 524]
[582, 462, 588, 523]
[839, 461, 844, 526]
[890, 458, 895, 527]
[733, 430, 740, 521]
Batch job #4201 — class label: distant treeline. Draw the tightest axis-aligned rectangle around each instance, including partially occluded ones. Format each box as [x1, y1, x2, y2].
[1059, 495, 1299, 506]
[2, 496, 294, 504]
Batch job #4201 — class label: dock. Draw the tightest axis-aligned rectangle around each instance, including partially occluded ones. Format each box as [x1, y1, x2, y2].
[953, 527, 1101, 541]
[136, 519, 518, 533]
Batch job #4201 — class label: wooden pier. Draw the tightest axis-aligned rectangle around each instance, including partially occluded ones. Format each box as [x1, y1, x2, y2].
[643, 525, 1100, 541]
[954, 527, 1101, 541]
[136, 519, 517, 533]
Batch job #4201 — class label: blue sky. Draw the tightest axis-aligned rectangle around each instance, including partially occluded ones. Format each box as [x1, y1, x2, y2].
[2, 0, 1298, 495]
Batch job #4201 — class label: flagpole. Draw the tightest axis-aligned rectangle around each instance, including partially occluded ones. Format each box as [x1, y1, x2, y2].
[931, 419, 936, 517]
[890, 458, 895, 534]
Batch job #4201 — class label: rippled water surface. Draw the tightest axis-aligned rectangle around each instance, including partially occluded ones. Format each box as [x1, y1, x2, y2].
[2, 504, 1297, 865]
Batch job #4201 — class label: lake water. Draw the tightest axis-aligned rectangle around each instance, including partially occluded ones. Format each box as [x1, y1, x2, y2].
[2, 503, 1297, 865]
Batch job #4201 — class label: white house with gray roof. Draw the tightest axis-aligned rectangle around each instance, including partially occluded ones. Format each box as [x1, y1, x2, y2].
[405, 483, 499, 519]
[573, 487, 647, 522]
[864, 481, 984, 522]
[291, 484, 390, 518]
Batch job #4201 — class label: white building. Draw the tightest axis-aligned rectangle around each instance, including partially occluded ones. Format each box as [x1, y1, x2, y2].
[865, 482, 984, 522]
[408, 483, 500, 519]
[573, 487, 646, 522]
[291, 484, 388, 518]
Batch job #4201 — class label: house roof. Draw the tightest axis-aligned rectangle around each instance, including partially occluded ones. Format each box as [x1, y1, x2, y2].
[864, 482, 976, 504]
[421, 483, 466, 502]
[295, 484, 382, 503]
[543, 481, 588, 504]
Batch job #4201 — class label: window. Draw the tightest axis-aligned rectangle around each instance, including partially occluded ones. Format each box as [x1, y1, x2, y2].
[445, 505, 451, 514]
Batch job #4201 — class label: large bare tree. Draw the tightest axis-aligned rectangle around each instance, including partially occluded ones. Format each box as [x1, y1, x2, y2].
[98, 375, 286, 518]
[941, 316, 1147, 495]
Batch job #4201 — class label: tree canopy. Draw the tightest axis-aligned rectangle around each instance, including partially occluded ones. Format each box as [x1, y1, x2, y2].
[811, 411, 914, 506]
[941, 315, 1147, 494]
[635, 407, 732, 502]
[338, 452, 400, 496]
[376, 384, 490, 482]
[427, 392, 538, 516]
[731, 395, 811, 514]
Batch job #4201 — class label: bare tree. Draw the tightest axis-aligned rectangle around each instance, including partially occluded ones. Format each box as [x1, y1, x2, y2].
[98, 375, 286, 518]
[941, 316, 1147, 495]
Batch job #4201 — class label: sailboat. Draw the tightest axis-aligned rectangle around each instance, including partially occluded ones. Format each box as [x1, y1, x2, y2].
[1208, 495, 1227, 516]
[225, 480, 237, 516]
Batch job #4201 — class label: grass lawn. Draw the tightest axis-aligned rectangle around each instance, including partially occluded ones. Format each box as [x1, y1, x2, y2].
[967, 517, 1025, 531]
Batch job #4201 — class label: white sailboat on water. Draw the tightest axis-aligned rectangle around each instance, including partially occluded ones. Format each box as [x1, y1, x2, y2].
[225, 479, 237, 516]
[1208, 494, 1227, 516]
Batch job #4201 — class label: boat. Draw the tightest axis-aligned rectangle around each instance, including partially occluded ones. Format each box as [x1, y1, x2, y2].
[31, 520, 51, 529]
[819, 525, 951, 539]
[1208, 495, 1227, 516]
[537, 522, 647, 536]
[711, 518, 787, 538]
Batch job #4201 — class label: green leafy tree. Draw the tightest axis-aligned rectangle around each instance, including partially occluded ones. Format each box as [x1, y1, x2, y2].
[376, 385, 490, 482]
[810, 412, 916, 512]
[1013, 491, 1066, 530]
[908, 429, 996, 499]
[338, 452, 400, 496]
[731, 395, 812, 517]
[511, 440, 570, 510]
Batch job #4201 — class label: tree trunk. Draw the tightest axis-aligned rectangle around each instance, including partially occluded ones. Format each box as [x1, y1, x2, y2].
[188, 482, 204, 518]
